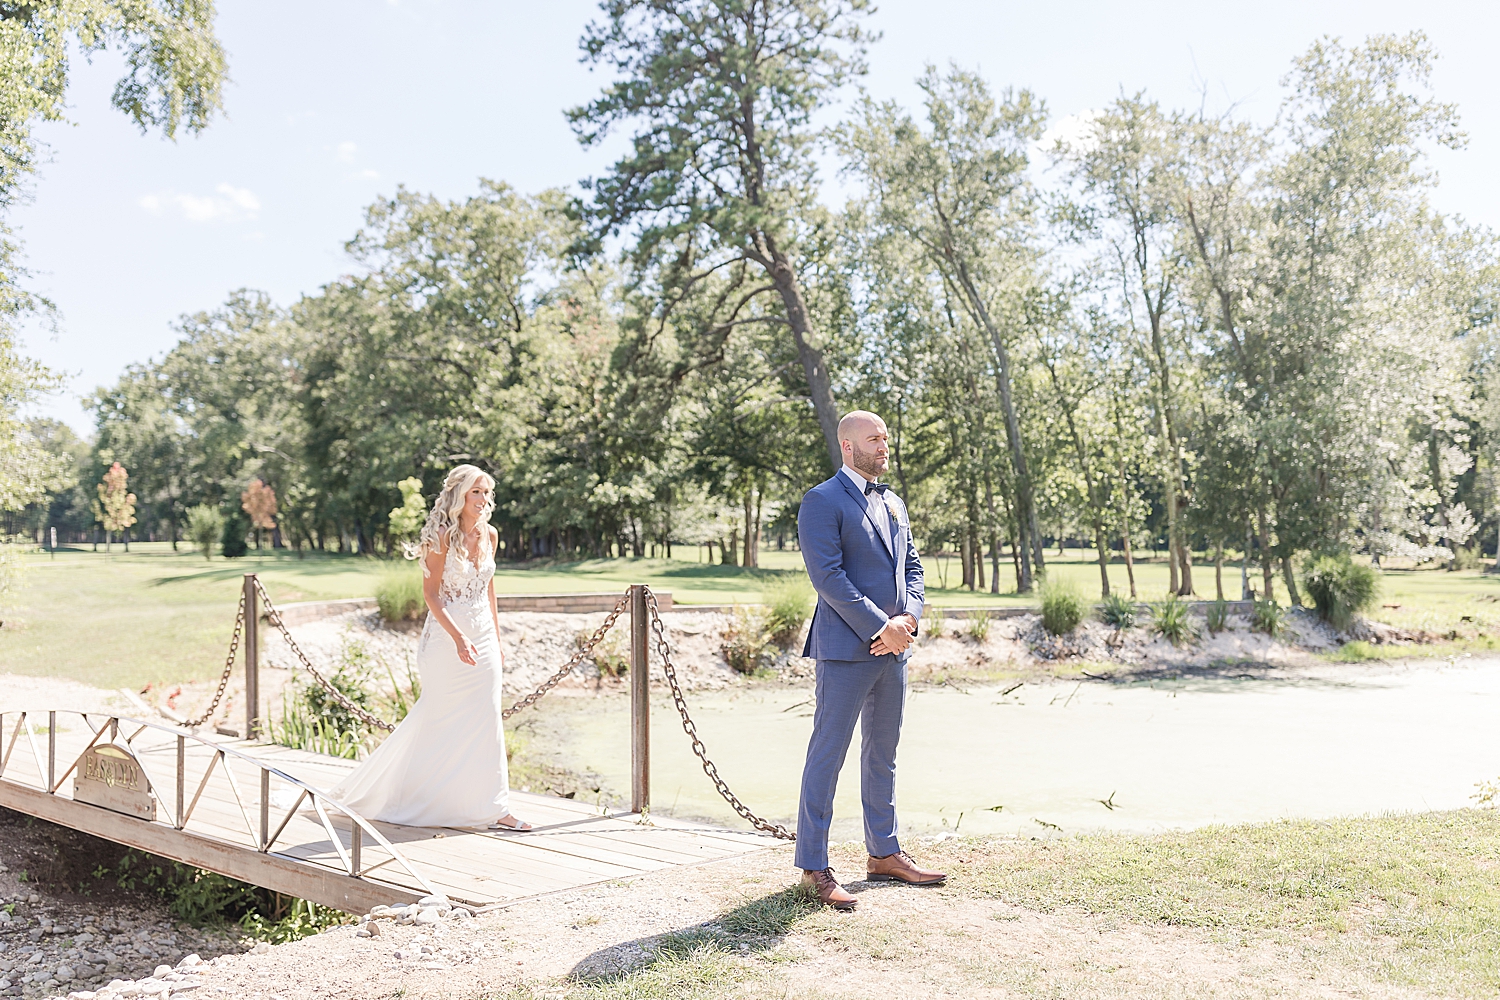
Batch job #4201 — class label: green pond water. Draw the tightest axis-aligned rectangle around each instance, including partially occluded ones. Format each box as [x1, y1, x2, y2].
[513, 659, 1500, 843]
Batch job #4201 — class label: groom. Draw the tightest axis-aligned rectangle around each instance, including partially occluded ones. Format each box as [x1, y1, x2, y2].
[794, 409, 945, 910]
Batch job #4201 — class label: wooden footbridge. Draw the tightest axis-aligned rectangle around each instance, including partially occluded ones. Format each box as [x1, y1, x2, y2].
[0, 581, 782, 913]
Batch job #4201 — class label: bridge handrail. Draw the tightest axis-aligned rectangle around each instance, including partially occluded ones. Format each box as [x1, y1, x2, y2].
[0, 709, 435, 896]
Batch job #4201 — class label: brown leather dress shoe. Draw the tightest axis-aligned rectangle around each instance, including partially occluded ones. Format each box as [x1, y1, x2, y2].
[867, 851, 947, 885]
[800, 867, 857, 910]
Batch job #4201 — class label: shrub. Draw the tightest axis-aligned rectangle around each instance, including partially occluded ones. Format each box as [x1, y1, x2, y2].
[1252, 598, 1284, 636]
[925, 614, 947, 640]
[763, 576, 814, 650]
[1151, 595, 1198, 646]
[99, 850, 350, 941]
[1302, 552, 1380, 631]
[582, 627, 630, 678]
[964, 609, 991, 643]
[376, 567, 425, 623]
[1099, 592, 1137, 630]
[722, 606, 774, 674]
[220, 508, 249, 558]
[184, 504, 223, 560]
[1039, 578, 1085, 635]
[1205, 598, 1230, 634]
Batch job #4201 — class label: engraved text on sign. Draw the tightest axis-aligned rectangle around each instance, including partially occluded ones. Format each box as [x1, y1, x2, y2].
[73, 744, 156, 820]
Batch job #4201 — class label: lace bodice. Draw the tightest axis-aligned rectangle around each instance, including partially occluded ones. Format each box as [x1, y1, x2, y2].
[436, 537, 495, 607]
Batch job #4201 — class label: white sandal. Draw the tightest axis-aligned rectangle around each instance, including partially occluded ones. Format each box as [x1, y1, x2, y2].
[487, 815, 532, 832]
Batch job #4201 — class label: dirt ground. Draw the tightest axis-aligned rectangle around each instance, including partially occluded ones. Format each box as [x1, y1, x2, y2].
[24, 840, 1429, 1000]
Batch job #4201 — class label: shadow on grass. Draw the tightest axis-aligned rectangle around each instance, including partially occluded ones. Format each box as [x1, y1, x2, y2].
[566, 885, 818, 985]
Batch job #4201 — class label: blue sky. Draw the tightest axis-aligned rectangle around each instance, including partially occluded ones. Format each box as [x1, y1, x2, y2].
[17, 0, 1499, 433]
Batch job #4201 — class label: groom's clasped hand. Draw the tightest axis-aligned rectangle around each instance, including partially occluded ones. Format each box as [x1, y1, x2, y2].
[870, 613, 917, 657]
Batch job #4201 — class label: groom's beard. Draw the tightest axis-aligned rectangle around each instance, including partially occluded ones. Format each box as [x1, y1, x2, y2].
[849, 444, 887, 479]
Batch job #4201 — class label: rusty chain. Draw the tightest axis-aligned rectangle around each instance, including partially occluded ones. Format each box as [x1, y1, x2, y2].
[254, 577, 397, 732]
[502, 589, 630, 720]
[216, 579, 792, 841]
[644, 587, 797, 841]
[182, 590, 246, 729]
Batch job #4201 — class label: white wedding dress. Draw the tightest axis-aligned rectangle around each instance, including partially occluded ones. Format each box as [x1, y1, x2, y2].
[329, 538, 512, 827]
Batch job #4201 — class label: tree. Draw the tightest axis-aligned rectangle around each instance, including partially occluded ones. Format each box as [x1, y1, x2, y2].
[570, 0, 874, 471]
[185, 504, 222, 560]
[0, 2, 226, 306]
[96, 462, 137, 551]
[388, 477, 426, 548]
[240, 478, 277, 548]
[842, 65, 1049, 590]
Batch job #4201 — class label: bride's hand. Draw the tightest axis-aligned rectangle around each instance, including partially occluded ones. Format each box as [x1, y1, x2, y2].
[454, 634, 479, 665]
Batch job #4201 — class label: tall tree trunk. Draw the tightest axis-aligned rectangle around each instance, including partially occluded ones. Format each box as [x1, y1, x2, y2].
[989, 533, 1001, 595]
[1242, 520, 1254, 599]
[1214, 541, 1224, 602]
[764, 249, 841, 471]
[1094, 519, 1111, 598]
[1116, 460, 1137, 599]
[950, 257, 1038, 591]
[1281, 556, 1301, 607]
[1256, 503, 1276, 601]
[966, 527, 978, 590]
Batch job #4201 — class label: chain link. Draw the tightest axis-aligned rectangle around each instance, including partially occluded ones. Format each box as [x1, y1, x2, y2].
[222, 579, 793, 841]
[644, 587, 796, 841]
[502, 589, 631, 720]
[182, 591, 246, 729]
[254, 578, 397, 732]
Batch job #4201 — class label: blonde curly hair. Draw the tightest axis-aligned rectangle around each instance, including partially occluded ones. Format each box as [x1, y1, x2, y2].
[414, 464, 495, 574]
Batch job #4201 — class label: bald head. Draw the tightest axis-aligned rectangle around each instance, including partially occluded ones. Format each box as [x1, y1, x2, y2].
[838, 410, 890, 481]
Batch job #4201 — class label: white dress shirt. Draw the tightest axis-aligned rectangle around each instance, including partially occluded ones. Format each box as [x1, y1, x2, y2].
[840, 465, 894, 554]
[840, 464, 898, 640]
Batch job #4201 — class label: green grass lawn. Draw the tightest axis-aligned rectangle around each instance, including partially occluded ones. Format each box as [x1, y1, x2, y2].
[2, 542, 1495, 692]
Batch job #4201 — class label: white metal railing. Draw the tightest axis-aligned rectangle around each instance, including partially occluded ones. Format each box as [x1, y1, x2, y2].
[0, 710, 434, 894]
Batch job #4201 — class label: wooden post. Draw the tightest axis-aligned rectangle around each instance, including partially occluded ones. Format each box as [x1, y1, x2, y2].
[244, 574, 260, 740]
[629, 585, 649, 816]
[350, 823, 362, 877]
[47, 711, 56, 793]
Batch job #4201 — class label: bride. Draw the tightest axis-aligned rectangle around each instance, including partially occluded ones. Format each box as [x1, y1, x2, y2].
[329, 464, 530, 831]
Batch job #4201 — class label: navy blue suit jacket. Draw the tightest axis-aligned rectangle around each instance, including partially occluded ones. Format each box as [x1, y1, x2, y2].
[798, 473, 925, 662]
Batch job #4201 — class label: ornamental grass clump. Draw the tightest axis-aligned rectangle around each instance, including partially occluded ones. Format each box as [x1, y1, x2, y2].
[1252, 598, 1285, 636]
[763, 576, 814, 650]
[1303, 552, 1380, 631]
[1099, 592, 1137, 630]
[1152, 594, 1198, 646]
[376, 567, 425, 623]
[1040, 577, 1085, 635]
[1205, 598, 1230, 634]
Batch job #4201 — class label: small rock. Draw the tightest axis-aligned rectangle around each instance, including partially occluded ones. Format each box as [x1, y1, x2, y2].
[364, 922, 381, 938]
[450, 907, 473, 920]
[251, 943, 271, 956]
[413, 907, 441, 926]
[354, 928, 371, 939]
[416, 893, 450, 910]
[68, 992, 97, 1000]
[56, 965, 75, 980]
[175, 956, 200, 970]
[152, 966, 171, 979]
[25, 895, 38, 905]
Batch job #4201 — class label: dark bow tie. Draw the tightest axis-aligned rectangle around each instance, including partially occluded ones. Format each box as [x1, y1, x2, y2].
[864, 481, 890, 497]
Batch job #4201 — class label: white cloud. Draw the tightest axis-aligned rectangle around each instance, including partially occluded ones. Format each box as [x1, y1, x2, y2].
[137, 183, 261, 223]
[358, 168, 379, 179]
